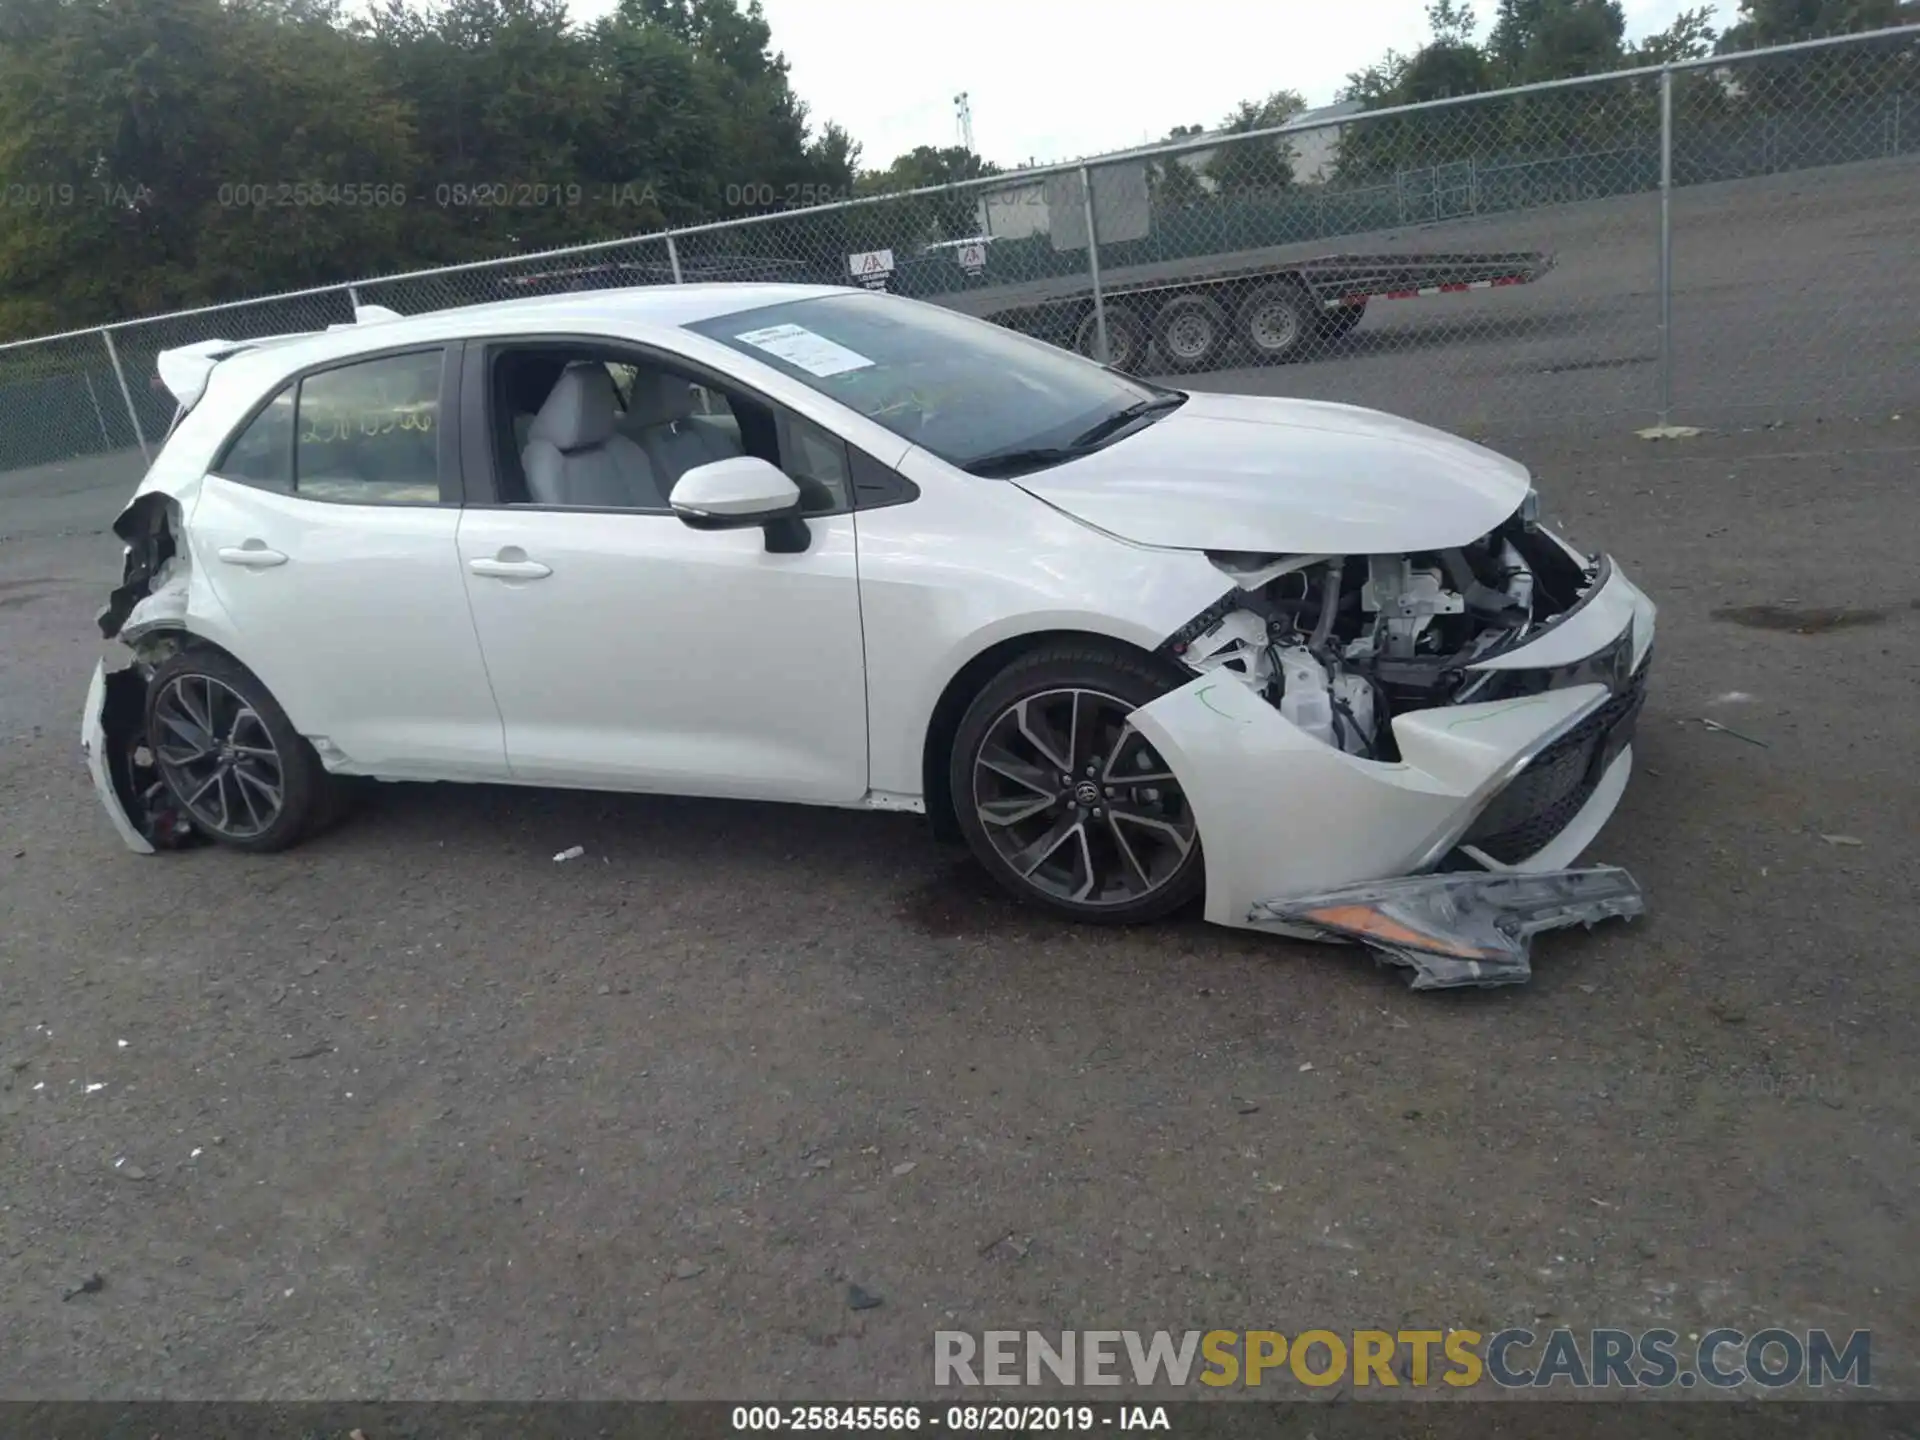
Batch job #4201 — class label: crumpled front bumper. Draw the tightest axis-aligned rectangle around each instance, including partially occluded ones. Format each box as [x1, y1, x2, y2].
[1127, 555, 1656, 952]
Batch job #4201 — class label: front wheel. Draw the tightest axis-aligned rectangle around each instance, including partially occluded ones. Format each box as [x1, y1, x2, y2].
[950, 643, 1204, 924]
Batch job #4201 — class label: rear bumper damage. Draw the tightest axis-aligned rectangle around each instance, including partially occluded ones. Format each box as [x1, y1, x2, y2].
[83, 490, 204, 854]
[1129, 557, 1655, 988]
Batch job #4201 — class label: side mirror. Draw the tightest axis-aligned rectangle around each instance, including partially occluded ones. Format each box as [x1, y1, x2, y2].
[669, 456, 810, 553]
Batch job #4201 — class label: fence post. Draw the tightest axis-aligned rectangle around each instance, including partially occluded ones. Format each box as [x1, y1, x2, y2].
[82, 372, 113, 447]
[1078, 165, 1110, 364]
[1657, 65, 1674, 429]
[101, 328, 149, 464]
[666, 235, 684, 284]
[347, 285, 363, 316]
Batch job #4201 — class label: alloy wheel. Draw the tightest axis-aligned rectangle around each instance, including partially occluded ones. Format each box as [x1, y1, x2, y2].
[971, 687, 1197, 907]
[150, 673, 286, 840]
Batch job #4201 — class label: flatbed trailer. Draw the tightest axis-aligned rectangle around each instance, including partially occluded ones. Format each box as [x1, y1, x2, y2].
[977, 251, 1555, 372]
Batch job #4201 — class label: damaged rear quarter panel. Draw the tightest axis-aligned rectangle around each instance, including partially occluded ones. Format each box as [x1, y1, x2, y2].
[85, 460, 225, 854]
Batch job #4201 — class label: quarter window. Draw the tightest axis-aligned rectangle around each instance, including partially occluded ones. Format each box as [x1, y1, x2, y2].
[214, 384, 295, 491]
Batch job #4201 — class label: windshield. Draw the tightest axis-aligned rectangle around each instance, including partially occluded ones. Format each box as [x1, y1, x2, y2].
[686, 292, 1177, 473]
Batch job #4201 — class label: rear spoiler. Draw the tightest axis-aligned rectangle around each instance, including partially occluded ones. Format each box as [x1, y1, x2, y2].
[153, 302, 404, 410]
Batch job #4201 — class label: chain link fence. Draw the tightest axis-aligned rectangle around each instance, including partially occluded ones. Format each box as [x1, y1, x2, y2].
[2, 25, 1914, 479]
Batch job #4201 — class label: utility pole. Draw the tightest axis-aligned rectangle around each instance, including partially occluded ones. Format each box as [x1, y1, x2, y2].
[954, 92, 975, 154]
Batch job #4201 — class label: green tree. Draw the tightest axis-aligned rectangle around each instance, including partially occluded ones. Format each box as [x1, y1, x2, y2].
[1206, 89, 1305, 193]
[1715, 0, 1902, 48]
[0, 0, 421, 337]
[1149, 124, 1210, 214]
[1487, 0, 1629, 81]
[1631, 5, 1719, 60]
[851, 144, 1000, 249]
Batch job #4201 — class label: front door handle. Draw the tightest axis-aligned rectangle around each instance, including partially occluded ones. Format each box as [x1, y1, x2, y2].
[469, 557, 553, 580]
[217, 543, 288, 568]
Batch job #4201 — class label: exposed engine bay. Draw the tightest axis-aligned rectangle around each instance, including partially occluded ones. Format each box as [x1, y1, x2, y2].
[1161, 498, 1602, 761]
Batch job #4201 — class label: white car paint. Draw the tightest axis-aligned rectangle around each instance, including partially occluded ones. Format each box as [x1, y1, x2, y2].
[456, 505, 869, 799]
[1010, 390, 1533, 554]
[191, 475, 509, 780]
[1129, 673, 1620, 926]
[85, 282, 1656, 935]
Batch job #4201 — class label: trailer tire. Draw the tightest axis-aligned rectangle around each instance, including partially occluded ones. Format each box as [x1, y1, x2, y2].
[1237, 282, 1315, 364]
[1074, 305, 1144, 371]
[1151, 294, 1230, 372]
[1317, 299, 1368, 340]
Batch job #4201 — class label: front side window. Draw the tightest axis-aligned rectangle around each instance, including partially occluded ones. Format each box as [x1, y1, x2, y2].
[686, 292, 1179, 474]
[488, 344, 852, 516]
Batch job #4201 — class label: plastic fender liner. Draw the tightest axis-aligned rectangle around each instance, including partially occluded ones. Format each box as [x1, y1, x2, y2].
[1248, 866, 1646, 990]
[1125, 671, 1609, 929]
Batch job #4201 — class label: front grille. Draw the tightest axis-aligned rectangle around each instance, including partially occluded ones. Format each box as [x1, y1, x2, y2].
[1461, 654, 1650, 865]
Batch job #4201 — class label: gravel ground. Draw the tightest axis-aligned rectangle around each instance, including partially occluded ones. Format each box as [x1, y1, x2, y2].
[2, 412, 1916, 1400]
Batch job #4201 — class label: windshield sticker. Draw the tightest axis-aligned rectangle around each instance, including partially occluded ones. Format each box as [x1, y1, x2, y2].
[734, 323, 874, 377]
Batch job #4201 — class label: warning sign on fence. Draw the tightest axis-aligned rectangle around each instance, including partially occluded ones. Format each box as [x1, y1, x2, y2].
[848, 249, 895, 290]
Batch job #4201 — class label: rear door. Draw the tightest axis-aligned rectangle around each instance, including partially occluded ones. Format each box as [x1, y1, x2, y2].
[188, 345, 508, 779]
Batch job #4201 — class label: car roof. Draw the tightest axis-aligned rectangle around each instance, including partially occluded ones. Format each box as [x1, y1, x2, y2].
[177, 283, 857, 402]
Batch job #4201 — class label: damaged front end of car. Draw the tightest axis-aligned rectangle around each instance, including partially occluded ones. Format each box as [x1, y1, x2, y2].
[82, 491, 204, 854]
[1128, 495, 1655, 988]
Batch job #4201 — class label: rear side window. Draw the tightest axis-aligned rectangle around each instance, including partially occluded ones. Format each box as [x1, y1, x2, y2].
[295, 352, 442, 503]
[212, 349, 444, 503]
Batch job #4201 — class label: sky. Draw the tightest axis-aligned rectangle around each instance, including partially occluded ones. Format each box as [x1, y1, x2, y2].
[567, 0, 1701, 170]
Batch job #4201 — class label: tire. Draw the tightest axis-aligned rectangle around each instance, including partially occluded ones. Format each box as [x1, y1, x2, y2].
[949, 642, 1205, 924]
[1152, 293, 1230, 372]
[1237, 282, 1316, 364]
[143, 647, 331, 853]
[1317, 299, 1367, 340]
[1073, 305, 1144, 371]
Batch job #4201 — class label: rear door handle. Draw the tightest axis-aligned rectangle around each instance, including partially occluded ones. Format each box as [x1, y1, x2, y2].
[469, 557, 552, 580]
[217, 544, 288, 568]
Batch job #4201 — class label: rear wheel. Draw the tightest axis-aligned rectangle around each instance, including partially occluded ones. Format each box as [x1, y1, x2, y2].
[950, 643, 1204, 924]
[1073, 305, 1144, 371]
[144, 648, 329, 852]
[1237, 282, 1315, 364]
[1152, 294, 1230, 372]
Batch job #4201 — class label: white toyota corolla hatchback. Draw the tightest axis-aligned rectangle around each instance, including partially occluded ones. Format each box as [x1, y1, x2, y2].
[85, 284, 1655, 984]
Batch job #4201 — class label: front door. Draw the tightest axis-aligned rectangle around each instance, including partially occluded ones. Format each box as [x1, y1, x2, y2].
[454, 349, 869, 801]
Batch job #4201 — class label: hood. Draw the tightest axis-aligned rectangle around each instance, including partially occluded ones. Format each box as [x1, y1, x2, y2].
[1011, 391, 1532, 554]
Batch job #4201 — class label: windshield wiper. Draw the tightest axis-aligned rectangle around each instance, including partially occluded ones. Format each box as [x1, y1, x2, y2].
[962, 394, 1186, 477]
[1067, 393, 1185, 449]
[962, 446, 1085, 477]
